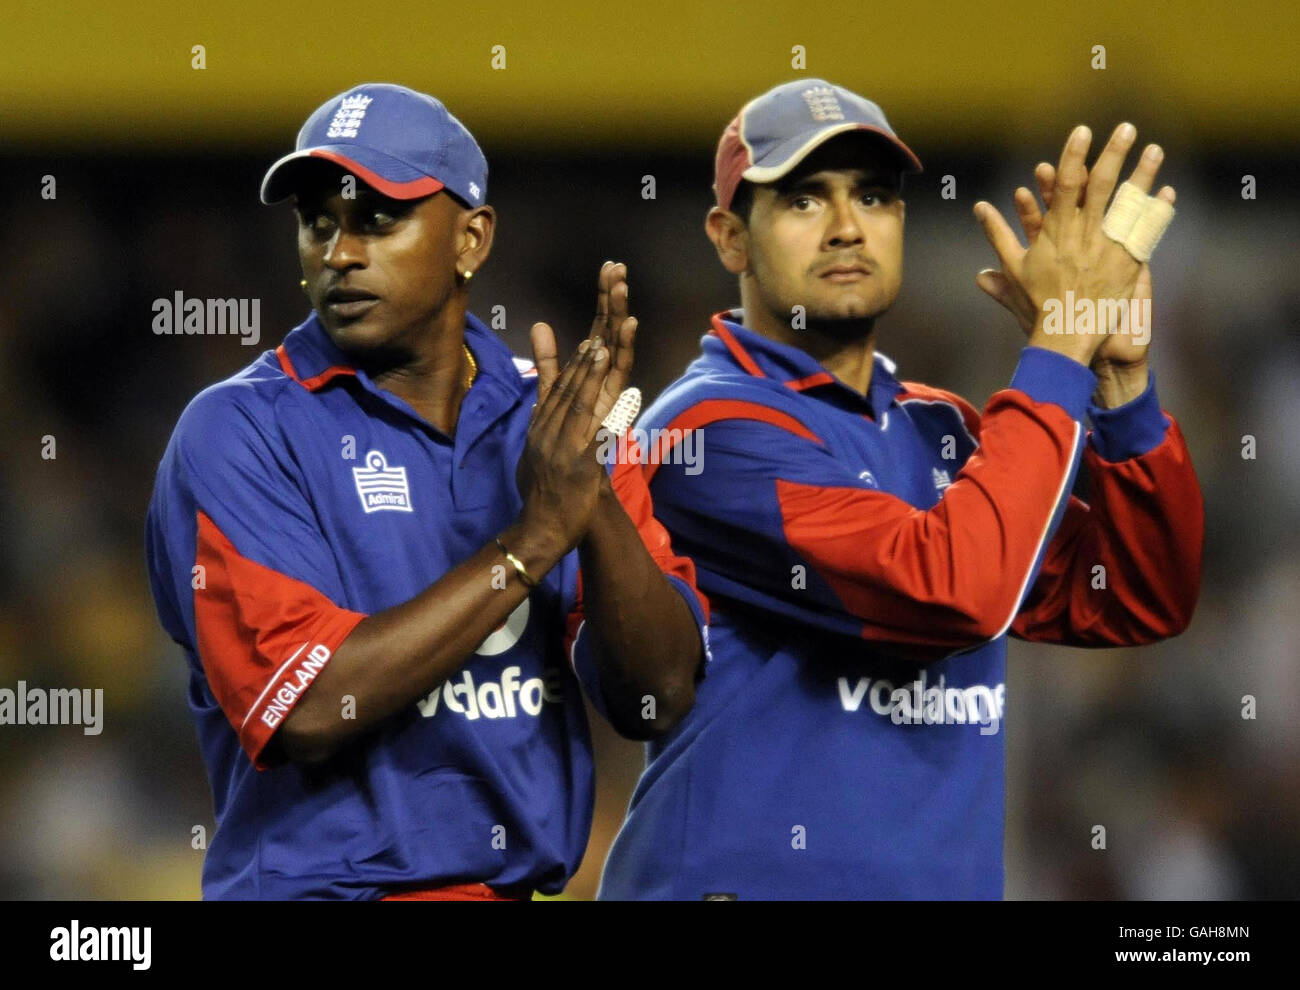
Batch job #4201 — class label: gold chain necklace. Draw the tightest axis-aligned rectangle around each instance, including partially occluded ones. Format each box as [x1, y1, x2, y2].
[463, 343, 477, 390]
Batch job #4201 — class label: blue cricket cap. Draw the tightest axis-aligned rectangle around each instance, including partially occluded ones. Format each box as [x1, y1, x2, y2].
[714, 79, 922, 211]
[260, 83, 487, 207]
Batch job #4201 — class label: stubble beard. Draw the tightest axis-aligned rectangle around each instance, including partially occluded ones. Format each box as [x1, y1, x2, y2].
[773, 287, 883, 343]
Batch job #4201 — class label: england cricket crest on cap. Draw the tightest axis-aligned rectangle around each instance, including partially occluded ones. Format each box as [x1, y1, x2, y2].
[801, 85, 845, 122]
[353, 450, 413, 513]
[327, 94, 374, 139]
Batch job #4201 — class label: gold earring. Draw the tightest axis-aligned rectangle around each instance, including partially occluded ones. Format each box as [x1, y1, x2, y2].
[459, 269, 474, 284]
[300, 279, 309, 292]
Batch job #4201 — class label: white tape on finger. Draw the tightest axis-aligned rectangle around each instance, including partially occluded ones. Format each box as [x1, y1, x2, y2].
[601, 387, 641, 435]
[1124, 198, 1175, 262]
[1101, 181, 1148, 243]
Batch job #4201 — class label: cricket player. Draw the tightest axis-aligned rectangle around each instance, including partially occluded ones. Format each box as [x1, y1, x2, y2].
[598, 79, 1204, 899]
[145, 83, 708, 899]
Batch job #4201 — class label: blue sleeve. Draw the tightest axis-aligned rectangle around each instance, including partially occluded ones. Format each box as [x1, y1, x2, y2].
[1087, 372, 1171, 462]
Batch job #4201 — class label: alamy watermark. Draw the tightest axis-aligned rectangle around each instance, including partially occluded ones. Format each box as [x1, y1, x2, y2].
[0, 682, 103, 735]
[1040, 291, 1151, 346]
[152, 291, 261, 346]
[50, 921, 150, 970]
[594, 427, 703, 476]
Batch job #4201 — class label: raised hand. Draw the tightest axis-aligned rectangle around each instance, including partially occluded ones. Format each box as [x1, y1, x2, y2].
[973, 162, 1060, 332]
[528, 261, 638, 424]
[973, 123, 1175, 368]
[516, 327, 612, 551]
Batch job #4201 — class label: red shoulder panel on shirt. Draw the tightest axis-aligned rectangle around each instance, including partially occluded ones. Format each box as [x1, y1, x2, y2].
[644, 399, 822, 483]
[193, 510, 366, 769]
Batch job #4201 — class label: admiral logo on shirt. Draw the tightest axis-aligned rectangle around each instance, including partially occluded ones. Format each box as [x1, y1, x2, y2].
[353, 450, 413, 513]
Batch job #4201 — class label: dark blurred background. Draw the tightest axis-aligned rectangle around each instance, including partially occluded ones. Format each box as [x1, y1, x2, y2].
[0, 0, 1296, 899]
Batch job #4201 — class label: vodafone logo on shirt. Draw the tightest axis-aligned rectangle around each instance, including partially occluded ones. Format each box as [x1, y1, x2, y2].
[415, 600, 563, 720]
[417, 665, 564, 721]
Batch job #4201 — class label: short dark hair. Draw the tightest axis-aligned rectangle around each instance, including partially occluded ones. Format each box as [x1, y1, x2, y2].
[727, 180, 755, 224]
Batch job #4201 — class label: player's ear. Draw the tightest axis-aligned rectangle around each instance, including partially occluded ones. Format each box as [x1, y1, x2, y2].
[459, 204, 496, 274]
[706, 206, 749, 275]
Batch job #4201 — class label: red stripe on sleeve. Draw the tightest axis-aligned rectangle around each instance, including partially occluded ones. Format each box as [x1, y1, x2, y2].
[609, 448, 705, 616]
[644, 399, 820, 483]
[194, 511, 367, 769]
[774, 390, 1081, 653]
[1012, 416, 1203, 645]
